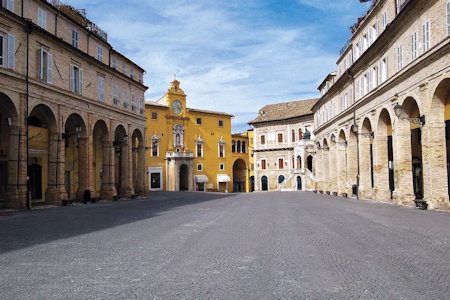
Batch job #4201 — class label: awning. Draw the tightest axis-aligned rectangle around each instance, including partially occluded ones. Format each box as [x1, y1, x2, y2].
[194, 175, 209, 183]
[217, 174, 231, 182]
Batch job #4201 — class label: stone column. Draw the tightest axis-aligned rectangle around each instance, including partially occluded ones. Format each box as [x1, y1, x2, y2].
[322, 149, 330, 193]
[76, 136, 89, 201]
[57, 133, 67, 202]
[359, 136, 373, 199]
[328, 143, 337, 194]
[347, 136, 358, 196]
[120, 140, 134, 197]
[373, 135, 390, 202]
[392, 122, 414, 206]
[100, 140, 114, 200]
[336, 143, 347, 196]
[134, 145, 145, 196]
[422, 122, 449, 208]
[46, 132, 59, 205]
[315, 149, 322, 191]
[5, 125, 24, 209]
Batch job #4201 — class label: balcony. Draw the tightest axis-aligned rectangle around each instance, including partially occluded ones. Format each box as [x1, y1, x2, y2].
[166, 151, 193, 159]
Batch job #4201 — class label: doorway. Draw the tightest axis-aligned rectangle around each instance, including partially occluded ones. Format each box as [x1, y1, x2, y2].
[261, 175, 268, 191]
[180, 164, 189, 190]
[297, 176, 302, 190]
[28, 164, 42, 200]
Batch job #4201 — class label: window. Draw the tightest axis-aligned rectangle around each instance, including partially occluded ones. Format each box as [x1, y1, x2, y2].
[411, 32, 418, 60]
[131, 94, 137, 111]
[364, 73, 369, 95]
[292, 129, 295, 143]
[344, 93, 348, 110]
[367, 28, 373, 46]
[38, 47, 52, 84]
[219, 163, 225, 171]
[196, 143, 203, 157]
[236, 141, 241, 153]
[242, 141, 246, 153]
[355, 78, 360, 100]
[122, 89, 128, 108]
[111, 56, 116, 69]
[343, 58, 347, 71]
[196, 117, 202, 125]
[197, 164, 203, 171]
[122, 62, 126, 74]
[151, 111, 158, 120]
[2, 33, 15, 69]
[38, 7, 47, 29]
[219, 143, 225, 158]
[260, 135, 265, 145]
[278, 158, 284, 169]
[218, 120, 223, 127]
[382, 11, 387, 30]
[397, 45, 403, 70]
[447, 1, 450, 35]
[422, 21, 430, 52]
[98, 77, 104, 102]
[70, 64, 83, 94]
[350, 86, 354, 105]
[379, 57, 388, 83]
[72, 29, 78, 48]
[138, 72, 142, 83]
[113, 85, 119, 105]
[97, 46, 103, 62]
[299, 129, 303, 140]
[3, 0, 14, 12]
[139, 97, 144, 114]
[130, 68, 134, 79]
[151, 140, 159, 157]
[261, 159, 266, 170]
[277, 133, 283, 143]
[232, 140, 236, 152]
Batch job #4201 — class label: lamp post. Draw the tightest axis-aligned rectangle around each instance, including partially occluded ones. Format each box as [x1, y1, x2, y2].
[394, 102, 425, 126]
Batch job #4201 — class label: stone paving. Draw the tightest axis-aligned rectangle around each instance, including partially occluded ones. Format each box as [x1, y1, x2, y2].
[1, 191, 450, 299]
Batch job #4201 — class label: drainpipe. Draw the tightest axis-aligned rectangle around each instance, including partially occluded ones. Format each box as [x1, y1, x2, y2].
[25, 21, 33, 210]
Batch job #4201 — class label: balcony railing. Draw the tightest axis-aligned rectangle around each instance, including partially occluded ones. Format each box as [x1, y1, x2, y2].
[166, 152, 193, 158]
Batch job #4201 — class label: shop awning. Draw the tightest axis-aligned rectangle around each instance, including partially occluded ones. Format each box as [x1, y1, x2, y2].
[194, 175, 209, 183]
[217, 174, 231, 182]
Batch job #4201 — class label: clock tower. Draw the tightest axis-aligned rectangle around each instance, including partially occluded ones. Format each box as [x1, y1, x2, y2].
[166, 79, 187, 117]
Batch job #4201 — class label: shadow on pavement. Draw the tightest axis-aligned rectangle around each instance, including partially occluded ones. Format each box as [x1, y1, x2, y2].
[0, 191, 238, 254]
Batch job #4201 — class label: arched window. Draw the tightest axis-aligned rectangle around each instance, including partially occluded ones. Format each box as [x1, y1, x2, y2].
[242, 141, 246, 153]
[292, 129, 295, 143]
[232, 140, 236, 152]
[298, 129, 303, 140]
[236, 141, 241, 153]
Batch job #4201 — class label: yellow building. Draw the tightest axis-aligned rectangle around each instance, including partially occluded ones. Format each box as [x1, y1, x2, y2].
[145, 80, 249, 193]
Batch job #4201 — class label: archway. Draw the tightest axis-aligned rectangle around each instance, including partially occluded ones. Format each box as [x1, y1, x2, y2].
[113, 125, 129, 198]
[180, 164, 189, 190]
[402, 97, 423, 199]
[28, 104, 58, 204]
[0, 93, 21, 208]
[64, 113, 87, 201]
[359, 117, 374, 199]
[375, 109, 394, 200]
[429, 78, 450, 203]
[278, 175, 285, 188]
[297, 176, 302, 190]
[307, 155, 313, 172]
[261, 175, 268, 191]
[132, 129, 145, 196]
[233, 159, 246, 192]
[322, 139, 330, 193]
[92, 120, 112, 200]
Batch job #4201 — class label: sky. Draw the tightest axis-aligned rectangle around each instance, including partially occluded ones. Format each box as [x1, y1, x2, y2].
[64, 0, 371, 133]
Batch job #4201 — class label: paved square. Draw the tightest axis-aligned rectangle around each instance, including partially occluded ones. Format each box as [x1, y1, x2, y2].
[1, 192, 450, 299]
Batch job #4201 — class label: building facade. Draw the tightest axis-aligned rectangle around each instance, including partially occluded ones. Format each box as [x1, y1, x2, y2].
[0, 0, 147, 209]
[249, 99, 318, 192]
[145, 80, 249, 193]
[313, 0, 450, 209]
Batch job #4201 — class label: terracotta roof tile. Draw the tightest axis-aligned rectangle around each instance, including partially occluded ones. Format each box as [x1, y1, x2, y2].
[249, 98, 319, 124]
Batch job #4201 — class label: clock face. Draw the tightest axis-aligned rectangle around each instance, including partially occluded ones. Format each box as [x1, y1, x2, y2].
[172, 100, 182, 114]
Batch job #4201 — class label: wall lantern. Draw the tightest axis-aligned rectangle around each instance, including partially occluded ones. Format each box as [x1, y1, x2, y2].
[394, 102, 426, 127]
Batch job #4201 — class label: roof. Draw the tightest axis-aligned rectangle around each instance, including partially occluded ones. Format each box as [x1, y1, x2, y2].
[187, 108, 233, 117]
[249, 98, 318, 125]
[145, 101, 168, 108]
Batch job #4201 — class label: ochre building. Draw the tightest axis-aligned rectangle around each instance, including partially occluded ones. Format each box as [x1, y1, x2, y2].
[145, 80, 249, 193]
[0, 0, 147, 209]
[312, 0, 450, 210]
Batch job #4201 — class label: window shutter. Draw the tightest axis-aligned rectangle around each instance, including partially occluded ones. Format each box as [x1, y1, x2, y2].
[7, 34, 15, 69]
[355, 79, 359, 100]
[47, 53, 52, 84]
[38, 48, 43, 79]
[78, 68, 83, 94]
[69, 64, 74, 92]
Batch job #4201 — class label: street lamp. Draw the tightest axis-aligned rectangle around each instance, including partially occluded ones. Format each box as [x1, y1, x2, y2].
[394, 102, 426, 126]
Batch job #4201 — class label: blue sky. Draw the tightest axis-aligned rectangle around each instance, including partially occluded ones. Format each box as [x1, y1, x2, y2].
[64, 0, 371, 133]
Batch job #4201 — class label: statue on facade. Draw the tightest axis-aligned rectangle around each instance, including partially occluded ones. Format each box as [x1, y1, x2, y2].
[303, 128, 311, 140]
